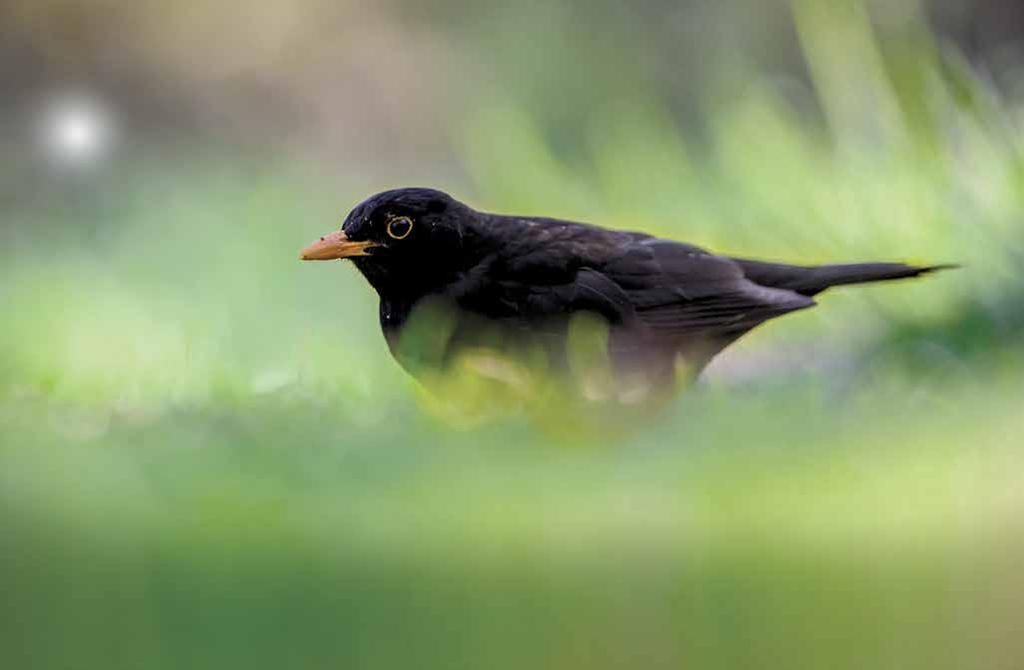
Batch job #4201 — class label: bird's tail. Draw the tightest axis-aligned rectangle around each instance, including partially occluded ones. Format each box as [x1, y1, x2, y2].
[731, 258, 958, 297]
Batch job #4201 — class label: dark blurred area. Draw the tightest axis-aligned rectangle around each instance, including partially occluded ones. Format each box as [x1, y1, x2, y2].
[2, 0, 1024, 173]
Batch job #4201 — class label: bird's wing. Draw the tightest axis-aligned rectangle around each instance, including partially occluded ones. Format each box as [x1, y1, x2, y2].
[447, 218, 643, 324]
[594, 237, 815, 375]
[602, 238, 815, 336]
[451, 220, 815, 377]
[479, 220, 816, 328]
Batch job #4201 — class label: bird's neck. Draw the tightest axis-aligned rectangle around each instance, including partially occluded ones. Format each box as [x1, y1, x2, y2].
[378, 294, 416, 347]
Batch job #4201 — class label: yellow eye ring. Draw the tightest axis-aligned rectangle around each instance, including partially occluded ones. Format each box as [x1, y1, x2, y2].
[386, 216, 413, 240]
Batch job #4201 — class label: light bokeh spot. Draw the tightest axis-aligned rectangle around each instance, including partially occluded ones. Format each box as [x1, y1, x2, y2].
[40, 94, 116, 165]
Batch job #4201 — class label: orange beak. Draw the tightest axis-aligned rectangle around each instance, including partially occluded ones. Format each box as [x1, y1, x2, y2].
[300, 230, 377, 260]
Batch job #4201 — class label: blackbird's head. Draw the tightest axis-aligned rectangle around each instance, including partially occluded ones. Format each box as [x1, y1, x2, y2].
[300, 188, 477, 296]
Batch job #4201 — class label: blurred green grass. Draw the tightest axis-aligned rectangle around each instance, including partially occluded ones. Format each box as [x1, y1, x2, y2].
[3, 362, 1022, 668]
[3, 5, 1024, 668]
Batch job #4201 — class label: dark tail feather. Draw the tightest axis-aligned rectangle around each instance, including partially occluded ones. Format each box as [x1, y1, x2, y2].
[731, 258, 958, 297]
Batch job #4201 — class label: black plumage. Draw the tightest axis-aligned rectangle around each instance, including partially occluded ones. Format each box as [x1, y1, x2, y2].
[301, 188, 951, 393]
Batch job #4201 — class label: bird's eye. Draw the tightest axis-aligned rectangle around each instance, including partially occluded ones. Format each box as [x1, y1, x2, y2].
[387, 216, 413, 240]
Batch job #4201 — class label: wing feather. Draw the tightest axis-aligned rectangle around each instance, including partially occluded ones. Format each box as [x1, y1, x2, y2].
[451, 218, 816, 381]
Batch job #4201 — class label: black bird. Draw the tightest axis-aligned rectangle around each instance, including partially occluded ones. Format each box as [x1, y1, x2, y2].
[301, 188, 951, 396]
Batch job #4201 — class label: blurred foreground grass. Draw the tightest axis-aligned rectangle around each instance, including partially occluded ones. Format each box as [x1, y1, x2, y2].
[2, 349, 1023, 668]
[3, 11, 1024, 667]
